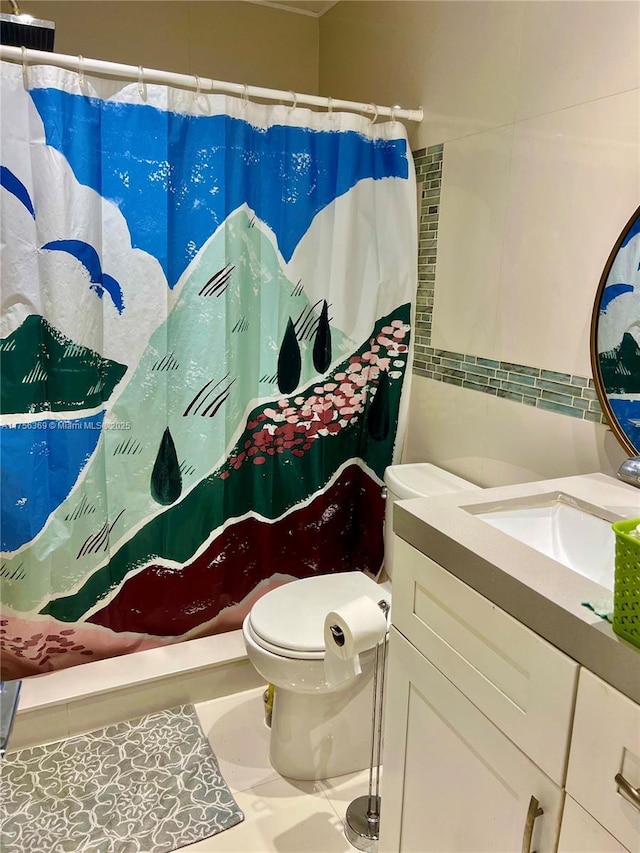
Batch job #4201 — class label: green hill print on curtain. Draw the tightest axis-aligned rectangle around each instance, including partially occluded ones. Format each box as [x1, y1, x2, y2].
[0, 60, 417, 678]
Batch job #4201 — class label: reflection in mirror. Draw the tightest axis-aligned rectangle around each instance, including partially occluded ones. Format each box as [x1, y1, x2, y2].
[591, 207, 640, 455]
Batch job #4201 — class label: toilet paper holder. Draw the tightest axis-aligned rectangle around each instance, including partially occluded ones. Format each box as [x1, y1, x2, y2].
[329, 625, 346, 647]
[344, 598, 390, 853]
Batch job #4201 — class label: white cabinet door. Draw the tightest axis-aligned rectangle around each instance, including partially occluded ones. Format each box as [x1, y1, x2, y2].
[380, 627, 564, 853]
[391, 537, 578, 785]
[567, 669, 640, 853]
[558, 796, 629, 852]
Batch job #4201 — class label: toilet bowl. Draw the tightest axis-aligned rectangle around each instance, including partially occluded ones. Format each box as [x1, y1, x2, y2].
[242, 463, 479, 781]
[242, 571, 389, 780]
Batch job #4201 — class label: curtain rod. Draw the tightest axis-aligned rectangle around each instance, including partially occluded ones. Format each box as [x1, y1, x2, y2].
[0, 45, 424, 123]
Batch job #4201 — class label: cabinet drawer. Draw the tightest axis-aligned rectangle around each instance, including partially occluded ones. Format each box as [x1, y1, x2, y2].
[392, 537, 578, 785]
[558, 796, 629, 852]
[567, 669, 640, 852]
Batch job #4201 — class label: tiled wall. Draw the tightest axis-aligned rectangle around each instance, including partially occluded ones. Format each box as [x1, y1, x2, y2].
[412, 146, 606, 425]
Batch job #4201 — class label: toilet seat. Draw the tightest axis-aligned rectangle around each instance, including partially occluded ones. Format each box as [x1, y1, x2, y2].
[247, 572, 388, 661]
[244, 619, 324, 660]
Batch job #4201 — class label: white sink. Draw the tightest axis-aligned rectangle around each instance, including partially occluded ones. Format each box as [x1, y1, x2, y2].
[473, 495, 615, 590]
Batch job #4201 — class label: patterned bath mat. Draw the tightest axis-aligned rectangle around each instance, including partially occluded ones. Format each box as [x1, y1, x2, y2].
[0, 704, 244, 853]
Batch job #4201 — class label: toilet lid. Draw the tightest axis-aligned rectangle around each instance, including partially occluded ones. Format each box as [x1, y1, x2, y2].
[249, 572, 387, 654]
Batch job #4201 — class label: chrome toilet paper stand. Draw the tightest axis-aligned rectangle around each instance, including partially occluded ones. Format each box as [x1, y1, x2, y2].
[344, 599, 390, 852]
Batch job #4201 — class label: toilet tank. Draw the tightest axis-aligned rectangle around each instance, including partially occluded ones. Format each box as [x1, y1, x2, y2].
[383, 463, 480, 579]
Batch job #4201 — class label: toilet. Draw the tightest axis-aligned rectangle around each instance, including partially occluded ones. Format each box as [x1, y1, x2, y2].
[383, 463, 481, 579]
[242, 463, 480, 781]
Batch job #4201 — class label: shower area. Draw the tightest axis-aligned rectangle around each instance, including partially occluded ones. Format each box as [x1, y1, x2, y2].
[0, 9, 420, 682]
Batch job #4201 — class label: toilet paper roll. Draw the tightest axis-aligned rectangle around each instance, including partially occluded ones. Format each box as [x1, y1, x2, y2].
[324, 644, 362, 687]
[323, 596, 388, 687]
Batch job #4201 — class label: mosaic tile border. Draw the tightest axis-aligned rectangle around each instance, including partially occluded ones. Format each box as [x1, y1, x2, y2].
[411, 146, 606, 425]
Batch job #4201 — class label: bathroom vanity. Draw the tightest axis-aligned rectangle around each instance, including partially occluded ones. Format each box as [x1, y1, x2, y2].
[380, 473, 640, 853]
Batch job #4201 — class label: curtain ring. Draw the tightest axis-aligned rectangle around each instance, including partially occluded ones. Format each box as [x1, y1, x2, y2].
[242, 84, 249, 108]
[192, 74, 201, 106]
[21, 46, 29, 89]
[369, 103, 378, 125]
[391, 105, 398, 125]
[327, 96, 333, 120]
[76, 54, 85, 92]
[288, 90, 297, 114]
[138, 65, 147, 100]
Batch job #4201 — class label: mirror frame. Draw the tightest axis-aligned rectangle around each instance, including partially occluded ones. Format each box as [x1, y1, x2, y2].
[590, 205, 640, 456]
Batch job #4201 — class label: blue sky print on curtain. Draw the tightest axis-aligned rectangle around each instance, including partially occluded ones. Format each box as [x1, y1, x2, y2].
[31, 87, 408, 286]
[0, 61, 416, 678]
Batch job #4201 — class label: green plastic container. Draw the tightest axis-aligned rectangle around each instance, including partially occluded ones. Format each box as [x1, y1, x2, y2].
[612, 518, 640, 650]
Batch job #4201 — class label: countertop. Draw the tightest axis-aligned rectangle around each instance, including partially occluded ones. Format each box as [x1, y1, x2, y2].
[394, 472, 640, 704]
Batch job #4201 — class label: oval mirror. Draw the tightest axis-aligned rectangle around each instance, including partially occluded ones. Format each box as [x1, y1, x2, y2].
[591, 206, 640, 455]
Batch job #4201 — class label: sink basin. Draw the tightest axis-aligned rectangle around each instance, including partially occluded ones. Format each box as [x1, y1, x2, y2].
[473, 494, 615, 590]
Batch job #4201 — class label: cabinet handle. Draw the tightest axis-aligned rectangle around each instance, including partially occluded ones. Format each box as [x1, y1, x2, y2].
[521, 795, 544, 853]
[615, 772, 640, 812]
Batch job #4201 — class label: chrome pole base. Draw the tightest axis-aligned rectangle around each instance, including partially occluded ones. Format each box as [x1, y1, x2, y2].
[345, 795, 380, 852]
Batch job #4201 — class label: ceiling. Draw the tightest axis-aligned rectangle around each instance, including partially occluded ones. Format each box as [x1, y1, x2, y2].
[247, 1, 340, 17]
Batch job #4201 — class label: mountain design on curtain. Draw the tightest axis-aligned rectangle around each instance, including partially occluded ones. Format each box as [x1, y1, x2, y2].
[0, 62, 416, 678]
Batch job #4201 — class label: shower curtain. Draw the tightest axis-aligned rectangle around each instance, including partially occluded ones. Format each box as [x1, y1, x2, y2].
[0, 61, 417, 679]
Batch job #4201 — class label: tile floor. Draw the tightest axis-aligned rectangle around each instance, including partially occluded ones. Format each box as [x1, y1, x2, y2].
[186, 686, 372, 852]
